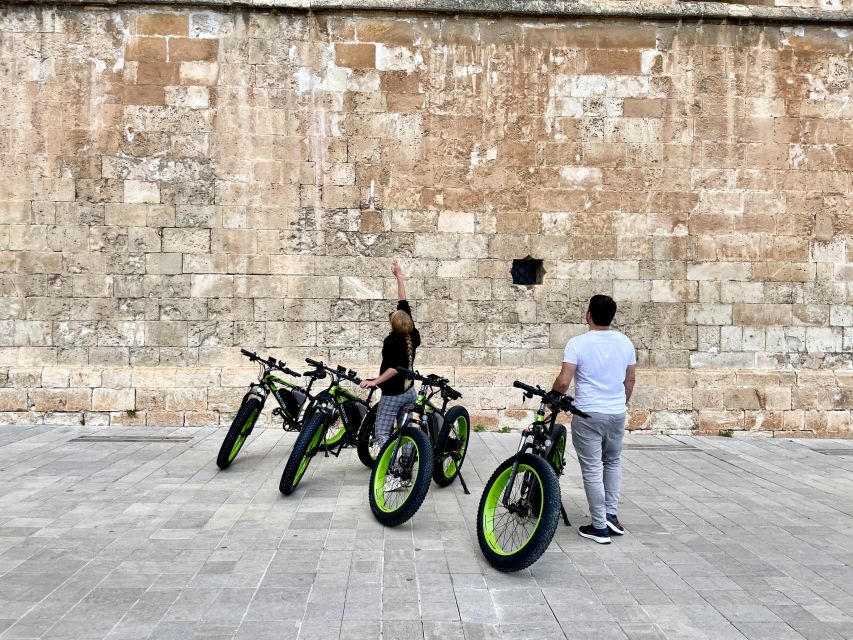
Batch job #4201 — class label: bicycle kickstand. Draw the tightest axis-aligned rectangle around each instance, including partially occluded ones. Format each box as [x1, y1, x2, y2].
[456, 470, 471, 495]
[560, 502, 571, 527]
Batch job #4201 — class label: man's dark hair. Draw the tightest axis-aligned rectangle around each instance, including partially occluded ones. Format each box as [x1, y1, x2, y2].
[588, 295, 617, 326]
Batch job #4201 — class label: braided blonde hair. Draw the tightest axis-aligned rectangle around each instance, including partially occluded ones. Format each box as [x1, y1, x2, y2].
[390, 310, 415, 385]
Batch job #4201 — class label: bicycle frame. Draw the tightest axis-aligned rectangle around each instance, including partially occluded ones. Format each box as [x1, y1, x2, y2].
[246, 359, 320, 428]
[502, 398, 561, 504]
[310, 370, 375, 456]
[399, 380, 449, 445]
[496, 381, 586, 525]
[383, 370, 470, 494]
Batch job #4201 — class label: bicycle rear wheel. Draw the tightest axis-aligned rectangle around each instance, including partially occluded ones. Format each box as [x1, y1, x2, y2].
[477, 453, 561, 572]
[356, 410, 380, 469]
[432, 406, 470, 487]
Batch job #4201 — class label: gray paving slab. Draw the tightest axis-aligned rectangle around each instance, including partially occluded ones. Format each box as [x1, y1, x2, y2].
[0, 426, 852, 639]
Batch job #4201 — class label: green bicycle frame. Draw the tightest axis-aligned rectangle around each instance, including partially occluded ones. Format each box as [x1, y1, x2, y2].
[502, 402, 557, 504]
[313, 382, 372, 454]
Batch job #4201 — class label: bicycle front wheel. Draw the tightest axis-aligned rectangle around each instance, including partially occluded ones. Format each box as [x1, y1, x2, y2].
[216, 396, 263, 469]
[368, 426, 433, 527]
[279, 411, 327, 495]
[477, 452, 561, 572]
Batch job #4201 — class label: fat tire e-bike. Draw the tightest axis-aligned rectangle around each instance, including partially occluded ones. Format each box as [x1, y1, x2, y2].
[216, 349, 326, 470]
[477, 380, 589, 572]
[278, 358, 377, 496]
[368, 367, 470, 527]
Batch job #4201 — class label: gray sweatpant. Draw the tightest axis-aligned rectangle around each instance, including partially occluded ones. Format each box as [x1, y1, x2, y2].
[571, 412, 626, 530]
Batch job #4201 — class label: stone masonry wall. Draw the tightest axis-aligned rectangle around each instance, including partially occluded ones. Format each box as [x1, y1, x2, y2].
[0, 3, 851, 435]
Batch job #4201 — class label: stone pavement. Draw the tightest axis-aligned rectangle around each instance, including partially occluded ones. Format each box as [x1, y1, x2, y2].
[1, 425, 852, 640]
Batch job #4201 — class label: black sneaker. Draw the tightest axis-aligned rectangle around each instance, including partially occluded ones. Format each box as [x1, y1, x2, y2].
[606, 513, 625, 536]
[578, 525, 611, 545]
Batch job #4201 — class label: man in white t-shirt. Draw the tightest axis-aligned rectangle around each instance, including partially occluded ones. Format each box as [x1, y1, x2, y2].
[551, 295, 636, 545]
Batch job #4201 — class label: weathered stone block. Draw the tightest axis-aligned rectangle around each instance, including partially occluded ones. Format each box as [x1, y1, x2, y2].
[32, 388, 91, 412]
[91, 388, 135, 411]
[164, 388, 206, 411]
[686, 304, 732, 325]
[0, 389, 27, 411]
[162, 228, 210, 253]
[145, 253, 182, 275]
[126, 36, 167, 62]
[168, 37, 218, 62]
[124, 180, 161, 204]
[137, 13, 188, 37]
[42, 369, 70, 388]
[144, 322, 188, 347]
[335, 43, 375, 68]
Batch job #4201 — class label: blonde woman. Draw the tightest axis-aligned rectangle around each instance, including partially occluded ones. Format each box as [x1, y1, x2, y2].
[359, 259, 421, 448]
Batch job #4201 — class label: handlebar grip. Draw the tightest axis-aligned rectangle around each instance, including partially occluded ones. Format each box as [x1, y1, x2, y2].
[240, 348, 254, 358]
[305, 357, 323, 368]
[445, 388, 462, 401]
[513, 380, 537, 394]
[394, 366, 416, 378]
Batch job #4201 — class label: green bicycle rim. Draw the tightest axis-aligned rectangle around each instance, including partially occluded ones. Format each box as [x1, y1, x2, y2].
[373, 436, 419, 513]
[323, 421, 346, 447]
[228, 408, 258, 462]
[442, 416, 469, 479]
[482, 464, 543, 556]
[293, 423, 325, 487]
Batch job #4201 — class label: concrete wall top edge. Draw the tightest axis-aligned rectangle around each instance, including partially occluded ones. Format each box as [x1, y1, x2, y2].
[4, 0, 853, 24]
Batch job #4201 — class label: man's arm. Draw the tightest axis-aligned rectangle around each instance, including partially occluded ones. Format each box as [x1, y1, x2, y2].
[552, 362, 577, 394]
[624, 364, 636, 403]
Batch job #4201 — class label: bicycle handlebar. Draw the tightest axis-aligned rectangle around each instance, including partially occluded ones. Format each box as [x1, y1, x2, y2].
[304, 358, 362, 385]
[394, 367, 462, 400]
[512, 380, 538, 395]
[240, 349, 300, 378]
[394, 366, 445, 384]
[513, 380, 589, 418]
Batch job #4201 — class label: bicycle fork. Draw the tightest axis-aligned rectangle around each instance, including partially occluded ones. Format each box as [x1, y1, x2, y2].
[502, 432, 571, 527]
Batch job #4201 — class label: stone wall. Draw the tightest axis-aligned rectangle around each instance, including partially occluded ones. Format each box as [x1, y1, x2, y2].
[1, 2, 851, 435]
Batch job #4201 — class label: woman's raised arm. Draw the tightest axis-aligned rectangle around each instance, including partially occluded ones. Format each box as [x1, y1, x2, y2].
[392, 259, 406, 300]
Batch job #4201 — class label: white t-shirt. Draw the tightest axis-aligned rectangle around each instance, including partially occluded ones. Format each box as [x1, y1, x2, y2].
[563, 330, 636, 415]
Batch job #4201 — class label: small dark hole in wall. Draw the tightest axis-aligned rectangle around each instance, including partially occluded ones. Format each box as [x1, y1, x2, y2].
[511, 257, 544, 286]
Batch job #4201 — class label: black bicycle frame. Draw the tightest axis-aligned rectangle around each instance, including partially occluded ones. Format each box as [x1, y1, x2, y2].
[500, 382, 588, 525]
[387, 370, 470, 494]
[305, 360, 375, 457]
[241, 350, 323, 426]
[502, 398, 559, 504]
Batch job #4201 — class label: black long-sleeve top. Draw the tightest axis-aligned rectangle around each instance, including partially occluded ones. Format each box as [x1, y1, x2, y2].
[378, 300, 421, 396]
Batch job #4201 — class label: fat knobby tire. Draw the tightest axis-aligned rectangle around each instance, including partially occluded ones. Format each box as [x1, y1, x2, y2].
[477, 453, 561, 573]
[216, 397, 262, 470]
[432, 405, 470, 487]
[369, 426, 433, 527]
[279, 411, 326, 495]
